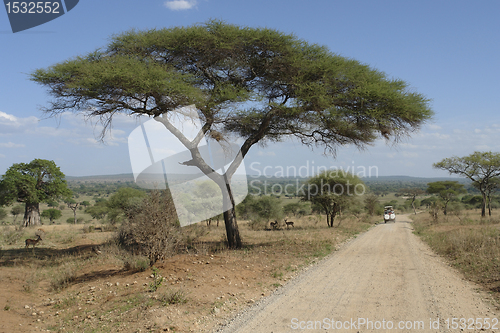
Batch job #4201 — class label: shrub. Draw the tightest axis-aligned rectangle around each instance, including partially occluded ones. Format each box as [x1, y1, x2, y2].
[123, 255, 150, 272]
[149, 266, 164, 292]
[161, 289, 188, 305]
[118, 190, 181, 266]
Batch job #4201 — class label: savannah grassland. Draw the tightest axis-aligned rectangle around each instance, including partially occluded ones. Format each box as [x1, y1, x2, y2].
[0, 193, 377, 333]
[412, 209, 500, 303]
[2, 182, 500, 333]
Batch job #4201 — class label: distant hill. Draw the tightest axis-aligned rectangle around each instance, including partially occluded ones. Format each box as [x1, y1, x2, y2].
[66, 173, 470, 187]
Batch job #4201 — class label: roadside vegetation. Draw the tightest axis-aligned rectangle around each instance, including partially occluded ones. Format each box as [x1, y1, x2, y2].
[412, 208, 500, 303]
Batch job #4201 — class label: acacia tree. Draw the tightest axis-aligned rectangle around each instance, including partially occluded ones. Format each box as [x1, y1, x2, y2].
[398, 188, 426, 214]
[31, 21, 432, 248]
[302, 171, 364, 227]
[473, 177, 499, 216]
[434, 152, 500, 217]
[427, 181, 465, 215]
[0, 159, 71, 226]
[364, 193, 380, 216]
[41, 208, 62, 223]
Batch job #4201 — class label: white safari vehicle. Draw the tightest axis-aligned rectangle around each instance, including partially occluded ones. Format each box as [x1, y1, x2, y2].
[384, 206, 396, 223]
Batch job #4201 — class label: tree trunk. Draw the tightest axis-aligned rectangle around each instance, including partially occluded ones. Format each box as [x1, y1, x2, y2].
[412, 197, 417, 215]
[481, 192, 487, 217]
[221, 176, 242, 249]
[23, 202, 41, 227]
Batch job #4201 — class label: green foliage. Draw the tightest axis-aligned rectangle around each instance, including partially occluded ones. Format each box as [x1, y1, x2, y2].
[283, 202, 300, 216]
[85, 200, 109, 220]
[149, 267, 164, 292]
[0, 208, 7, 221]
[364, 194, 380, 216]
[461, 194, 483, 208]
[236, 195, 283, 222]
[0, 159, 71, 207]
[47, 200, 59, 208]
[11, 205, 23, 217]
[302, 171, 365, 227]
[427, 181, 466, 215]
[434, 152, 500, 216]
[106, 187, 147, 224]
[41, 208, 62, 223]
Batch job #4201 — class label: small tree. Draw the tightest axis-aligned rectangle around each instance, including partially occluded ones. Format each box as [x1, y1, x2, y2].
[364, 193, 380, 216]
[41, 208, 62, 223]
[283, 202, 301, 217]
[302, 171, 364, 227]
[11, 205, 23, 223]
[0, 159, 71, 226]
[249, 196, 283, 223]
[434, 152, 500, 217]
[398, 188, 426, 214]
[65, 199, 79, 224]
[32, 21, 432, 248]
[106, 187, 147, 224]
[85, 200, 109, 220]
[427, 181, 466, 215]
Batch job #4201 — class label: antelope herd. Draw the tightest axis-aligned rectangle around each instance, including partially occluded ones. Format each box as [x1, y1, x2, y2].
[204, 217, 296, 230]
[270, 218, 295, 230]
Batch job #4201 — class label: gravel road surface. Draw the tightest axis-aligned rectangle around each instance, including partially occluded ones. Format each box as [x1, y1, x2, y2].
[216, 214, 498, 332]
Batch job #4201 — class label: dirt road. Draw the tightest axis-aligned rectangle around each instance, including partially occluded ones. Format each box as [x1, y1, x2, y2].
[217, 215, 499, 332]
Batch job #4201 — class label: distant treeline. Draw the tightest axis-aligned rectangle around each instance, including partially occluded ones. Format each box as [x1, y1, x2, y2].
[67, 174, 474, 198]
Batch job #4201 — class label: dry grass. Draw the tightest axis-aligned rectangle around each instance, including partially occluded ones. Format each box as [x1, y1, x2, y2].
[0, 212, 376, 332]
[412, 209, 500, 299]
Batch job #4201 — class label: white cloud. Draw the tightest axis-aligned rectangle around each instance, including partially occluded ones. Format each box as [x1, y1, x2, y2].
[0, 111, 39, 134]
[0, 142, 25, 148]
[427, 124, 442, 130]
[164, 0, 197, 10]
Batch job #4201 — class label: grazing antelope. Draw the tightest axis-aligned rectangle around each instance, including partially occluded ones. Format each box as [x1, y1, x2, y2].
[25, 235, 42, 250]
[270, 220, 279, 229]
[94, 226, 103, 232]
[284, 218, 294, 229]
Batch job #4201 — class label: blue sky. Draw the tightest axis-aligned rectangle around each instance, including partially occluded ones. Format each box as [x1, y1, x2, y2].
[1, 0, 499, 178]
